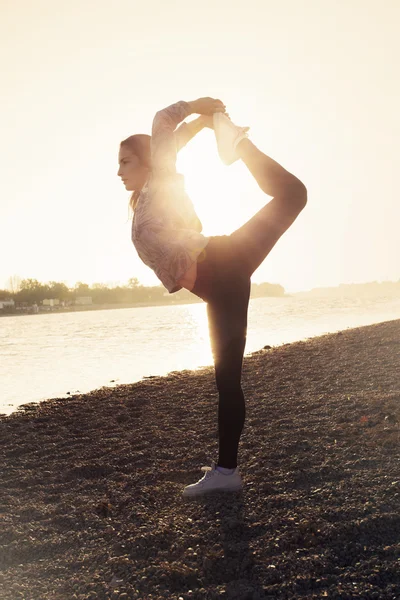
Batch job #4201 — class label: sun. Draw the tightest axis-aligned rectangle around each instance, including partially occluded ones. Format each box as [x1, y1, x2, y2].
[176, 130, 254, 237]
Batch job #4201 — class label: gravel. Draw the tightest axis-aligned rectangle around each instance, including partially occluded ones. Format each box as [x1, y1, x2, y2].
[0, 319, 399, 599]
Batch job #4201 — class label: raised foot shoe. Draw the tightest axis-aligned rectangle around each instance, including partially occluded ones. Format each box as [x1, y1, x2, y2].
[213, 112, 250, 166]
[182, 461, 243, 498]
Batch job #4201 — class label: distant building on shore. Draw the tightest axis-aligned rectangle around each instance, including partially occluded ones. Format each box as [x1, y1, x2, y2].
[43, 298, 60, 307]
[0, 298, 15, 310]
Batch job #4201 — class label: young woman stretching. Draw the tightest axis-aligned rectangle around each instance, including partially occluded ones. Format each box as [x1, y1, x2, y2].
[118, 97, 307, 498]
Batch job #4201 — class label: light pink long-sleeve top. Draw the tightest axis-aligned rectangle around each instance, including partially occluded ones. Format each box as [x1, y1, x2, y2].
[131, 101, 210, 293]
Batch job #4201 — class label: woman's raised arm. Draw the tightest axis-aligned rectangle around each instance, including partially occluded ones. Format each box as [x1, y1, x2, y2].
[151, 98, 226, 173]
[151, 101, 192, 174]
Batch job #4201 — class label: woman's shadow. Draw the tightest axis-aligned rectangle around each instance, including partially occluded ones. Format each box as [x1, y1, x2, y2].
[188, 489, 271, 599]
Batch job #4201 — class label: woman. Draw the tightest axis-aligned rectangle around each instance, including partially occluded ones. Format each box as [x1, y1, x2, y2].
[118, 97, 307, 498]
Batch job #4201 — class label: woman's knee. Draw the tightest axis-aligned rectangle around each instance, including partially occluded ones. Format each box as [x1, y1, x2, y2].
[287, 180, 307, 209]
[216, 378, 244, 400]
[278, 183, 308, 226]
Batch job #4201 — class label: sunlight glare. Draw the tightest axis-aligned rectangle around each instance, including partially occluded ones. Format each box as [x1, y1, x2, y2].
[176, 132, 257, 237]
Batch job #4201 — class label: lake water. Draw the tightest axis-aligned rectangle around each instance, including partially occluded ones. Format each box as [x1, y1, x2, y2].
[1, 294, 399, 416]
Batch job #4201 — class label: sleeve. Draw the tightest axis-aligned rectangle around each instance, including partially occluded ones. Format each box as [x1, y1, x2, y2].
[174, 122, 190, 153]
[151, 101, 192, 174]
[175, 192, 203, 232]
[153, 173, 203, 233]
[150, 101, 203, 232]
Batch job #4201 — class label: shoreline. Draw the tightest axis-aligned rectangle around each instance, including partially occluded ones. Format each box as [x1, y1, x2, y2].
[2, 289, 399, 318]
[0, 293, 292, 318]
[1, 319, 399, 599]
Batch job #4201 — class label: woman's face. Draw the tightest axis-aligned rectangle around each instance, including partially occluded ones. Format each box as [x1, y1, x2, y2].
[117, 148, 149, 191]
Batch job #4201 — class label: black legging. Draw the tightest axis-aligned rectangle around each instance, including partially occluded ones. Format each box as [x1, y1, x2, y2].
[190, 195, 306, 468]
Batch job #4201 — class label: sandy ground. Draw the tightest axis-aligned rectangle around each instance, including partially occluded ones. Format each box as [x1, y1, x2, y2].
[1, 319, 399, 600]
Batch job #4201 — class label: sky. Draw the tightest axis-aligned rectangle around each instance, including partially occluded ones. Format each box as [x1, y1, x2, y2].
[1, 0, 399, 294]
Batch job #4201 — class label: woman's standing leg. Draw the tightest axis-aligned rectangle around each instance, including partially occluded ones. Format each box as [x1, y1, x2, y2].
[229, 138, 307, 278]
[205, 272, 251, 469]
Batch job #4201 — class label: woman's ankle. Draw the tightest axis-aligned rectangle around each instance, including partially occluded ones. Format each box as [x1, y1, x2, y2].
[236, 136, 252, 158]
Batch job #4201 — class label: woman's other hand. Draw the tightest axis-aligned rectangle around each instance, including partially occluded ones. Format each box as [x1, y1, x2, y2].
[188, 97, 226, 116]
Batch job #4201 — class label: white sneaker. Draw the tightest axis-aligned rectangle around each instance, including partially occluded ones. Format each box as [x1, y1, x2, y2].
[213, 112, 250, 165]
[182, 461, 243, 498]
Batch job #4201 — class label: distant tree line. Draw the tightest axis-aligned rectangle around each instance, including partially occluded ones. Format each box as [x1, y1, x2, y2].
[0, 277, 161, 306]
[0, 276, 285, 311]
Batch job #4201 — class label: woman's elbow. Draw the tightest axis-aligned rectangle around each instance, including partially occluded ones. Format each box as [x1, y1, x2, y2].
[152, 109, 174, 135]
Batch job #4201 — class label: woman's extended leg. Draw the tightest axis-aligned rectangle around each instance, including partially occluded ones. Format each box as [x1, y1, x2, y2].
[229, 138, 307, 278]
[190, 138, 307, 470]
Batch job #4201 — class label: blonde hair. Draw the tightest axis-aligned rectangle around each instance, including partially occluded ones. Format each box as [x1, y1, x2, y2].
[120, 134, 151, 217]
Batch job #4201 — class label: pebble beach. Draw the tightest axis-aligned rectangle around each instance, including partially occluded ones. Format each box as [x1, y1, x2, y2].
[1, 319, 399, 600]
